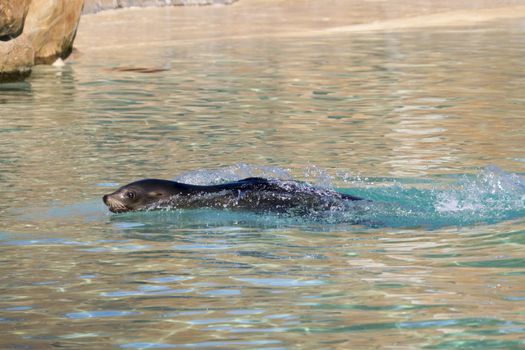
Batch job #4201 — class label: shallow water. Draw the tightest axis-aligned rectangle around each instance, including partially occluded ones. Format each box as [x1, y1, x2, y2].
[1, 9, 525, 350]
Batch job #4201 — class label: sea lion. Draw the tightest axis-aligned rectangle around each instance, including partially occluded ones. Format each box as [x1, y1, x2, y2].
[102, 177, 363, 214]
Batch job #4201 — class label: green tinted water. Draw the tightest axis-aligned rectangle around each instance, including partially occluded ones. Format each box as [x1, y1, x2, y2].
[0, 14, 524, 350]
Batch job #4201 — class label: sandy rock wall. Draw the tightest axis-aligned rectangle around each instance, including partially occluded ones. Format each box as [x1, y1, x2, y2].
[0, 0, 32, 38]
[0, 0, 83, 81]
[24, 0, 84, 64]
[0, 36, 34, 81]
[83, 0, 238, 14]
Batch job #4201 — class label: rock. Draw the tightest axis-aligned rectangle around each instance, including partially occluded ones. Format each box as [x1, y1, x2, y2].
[0, 0, 84, 82]
[83, 0, 238, 14]
[0, 0, 31, 39]
[23, 0, 84, 64]
[82, 0, 118, 15]
[0, 36, 34, 82]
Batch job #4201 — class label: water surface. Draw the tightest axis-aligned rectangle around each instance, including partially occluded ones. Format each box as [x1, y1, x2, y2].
[1, 7, 525, 350]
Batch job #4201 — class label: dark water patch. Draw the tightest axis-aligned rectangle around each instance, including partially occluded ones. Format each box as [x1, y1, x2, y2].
[501, 271, 525, 276]
[146, 276, 193, 283]
[452, 258, 525, 268]
[292, 318, 523, 333]
[200, 289, 242, 297]
[101, 285, 194, 297]
[426, 339, 525, 350]
[0, 317, 19, 323]
[423, 253, 461, 258]
[311, 303, 441, 311]
[65, 310, 142, 319]
[120, 339, 282, 349]
[469, 326, 525, 335]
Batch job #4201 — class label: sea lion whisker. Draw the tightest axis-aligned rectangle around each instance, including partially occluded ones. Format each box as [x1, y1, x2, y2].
[106, 197, 128, 212]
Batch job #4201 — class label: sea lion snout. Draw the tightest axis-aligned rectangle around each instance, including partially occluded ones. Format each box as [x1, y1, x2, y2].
[102, 191, 130, 213]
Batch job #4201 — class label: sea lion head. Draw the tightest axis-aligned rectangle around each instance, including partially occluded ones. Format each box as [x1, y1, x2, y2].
[102, 179, 176, 213]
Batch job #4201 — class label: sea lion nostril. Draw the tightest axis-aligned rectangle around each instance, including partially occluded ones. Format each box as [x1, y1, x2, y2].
[103, 195, 109, 205]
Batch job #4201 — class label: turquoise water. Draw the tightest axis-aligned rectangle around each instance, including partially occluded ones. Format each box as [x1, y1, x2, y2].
[1, 14, 525, 350]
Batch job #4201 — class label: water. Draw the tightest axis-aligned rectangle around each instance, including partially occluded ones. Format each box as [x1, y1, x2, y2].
[1, 6, 525, 349]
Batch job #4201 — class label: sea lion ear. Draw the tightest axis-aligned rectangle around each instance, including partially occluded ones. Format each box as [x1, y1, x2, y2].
[149, 191, 164, 197]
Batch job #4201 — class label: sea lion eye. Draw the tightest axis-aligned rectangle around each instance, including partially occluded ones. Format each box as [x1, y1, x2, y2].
[126, 191, 136, 199]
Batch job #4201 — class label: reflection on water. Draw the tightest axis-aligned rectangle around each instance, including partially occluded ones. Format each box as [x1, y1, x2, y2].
[1, 6, 525, 350]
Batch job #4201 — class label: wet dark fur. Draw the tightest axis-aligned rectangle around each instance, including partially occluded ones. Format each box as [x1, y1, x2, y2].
[103, 177, 363, 214]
